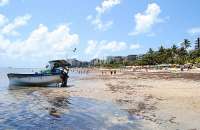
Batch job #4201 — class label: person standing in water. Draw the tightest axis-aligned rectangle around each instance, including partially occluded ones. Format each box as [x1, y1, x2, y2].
[61, 67, 69, 87]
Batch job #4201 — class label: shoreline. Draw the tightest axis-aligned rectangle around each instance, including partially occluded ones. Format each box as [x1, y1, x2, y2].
[3, 68, 200, 129]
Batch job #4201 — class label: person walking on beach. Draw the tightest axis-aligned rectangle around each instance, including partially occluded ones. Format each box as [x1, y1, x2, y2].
[180, 65, 184, 71]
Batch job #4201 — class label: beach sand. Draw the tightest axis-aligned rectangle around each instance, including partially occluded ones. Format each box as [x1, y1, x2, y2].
[40, 69, 200, 130]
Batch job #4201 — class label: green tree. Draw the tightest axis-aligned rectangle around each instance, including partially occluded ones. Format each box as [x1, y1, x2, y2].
[181, 39, 191, 49]
[171, 44, 177, 54]
[148, 48, 154, 54]
[158, 45, 165, 53]
[157, 45, 167, 64]
[189, 49, 200, 63]
[170, 44, 178, 64]
[176, 47, 188, 64]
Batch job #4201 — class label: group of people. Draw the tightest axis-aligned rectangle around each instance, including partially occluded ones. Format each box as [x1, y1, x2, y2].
[101, 70, 117, 75]
[70, 68, 90, 74]
[69, 68, 120, 76]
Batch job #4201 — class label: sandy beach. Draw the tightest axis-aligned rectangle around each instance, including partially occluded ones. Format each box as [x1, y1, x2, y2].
[38, 68, 200, 130]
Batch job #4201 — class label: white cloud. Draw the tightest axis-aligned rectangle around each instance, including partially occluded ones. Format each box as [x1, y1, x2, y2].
[130, 43, 140, 49]
[85, 40, 127, 58]
[0, 0, 9, 6]
[129, 3, 163, 35]
[0, 24, 79, 60]
[0, 14, 8, 26]
[87, 0, 121, 31]
[0, 13, 79, 66]
[85, 40, 97, 54]
[91, 16, 113, 31]
[1, 14, 31, 36]
[96, 0, 121, 14]
[86, 15, 93, 21]
[101, 41, 127, 51]
[188, 27, 200, 35]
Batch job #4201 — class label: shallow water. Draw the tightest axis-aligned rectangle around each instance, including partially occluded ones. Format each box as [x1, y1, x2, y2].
[0, 68, 148, 130]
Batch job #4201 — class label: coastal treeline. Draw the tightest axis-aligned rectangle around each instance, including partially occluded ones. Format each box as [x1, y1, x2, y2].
[135, 38, 200, 65]
[68, 37, 200, 68]
[100, 37, 200, 67]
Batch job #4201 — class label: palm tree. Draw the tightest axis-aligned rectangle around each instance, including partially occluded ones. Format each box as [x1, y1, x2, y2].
[158, 45, 165, 53]
[148, 48, 154, 54]
[171, 44, 177, 54]
[177, 47, 188, 64]
[181, 39, 191, 49]
[157, 45, 167, 64]
[170, 44, 178, 64]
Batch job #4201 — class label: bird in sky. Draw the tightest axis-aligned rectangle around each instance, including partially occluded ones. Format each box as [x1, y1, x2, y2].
[73, 48, 77, 53]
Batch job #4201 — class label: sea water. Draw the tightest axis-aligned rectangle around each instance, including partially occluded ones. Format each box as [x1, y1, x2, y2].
[0, 68, 147, 130]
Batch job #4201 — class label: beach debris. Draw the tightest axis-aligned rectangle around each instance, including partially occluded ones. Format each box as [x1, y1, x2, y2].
[169, 116, 177, 124]
[137, 102, 145, 110]
[49, 96, 70, 108]
[49, 108, 61, 118]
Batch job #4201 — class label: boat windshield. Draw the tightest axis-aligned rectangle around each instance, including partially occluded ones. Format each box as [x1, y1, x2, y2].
[38, 65, 62, 75]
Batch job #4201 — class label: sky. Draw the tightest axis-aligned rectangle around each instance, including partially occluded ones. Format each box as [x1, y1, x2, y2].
[0, 0, 200, 67]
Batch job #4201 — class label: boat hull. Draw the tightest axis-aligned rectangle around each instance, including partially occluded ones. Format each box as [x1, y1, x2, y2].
[7, 73, 62, 86]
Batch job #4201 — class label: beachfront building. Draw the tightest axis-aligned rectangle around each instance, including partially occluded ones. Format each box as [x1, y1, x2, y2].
[90, 58, 101, 66]
[67, 58, 82, 67]
[195, 37, 200, 50]
[81, 61, 90, 67]
[125, 55, 137, 62]
[106, 56, 125, 64]
[106, 56, 114, 64]
[67, 59, 90, 67]
[106, 55, 138, 64]
[137, 54, 145, 60]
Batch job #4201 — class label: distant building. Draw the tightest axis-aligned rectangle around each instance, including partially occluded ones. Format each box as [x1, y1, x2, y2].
[106, 56, 114, 64]
[67, 58, 81, 67]
[81, 61, 90, 67]
[125, 55, 137, 62]
[137, 54, 144, 60]
[106, 56, 125, 63]
[195, 37, 200, 50]
[106, 55, 138, 63]
[67, 59, 90, 67]
[90, 58, 101, 66]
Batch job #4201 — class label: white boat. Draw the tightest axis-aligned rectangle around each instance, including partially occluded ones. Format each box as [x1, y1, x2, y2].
[7, 73, 62, 86]
[7, 60, 70, 87]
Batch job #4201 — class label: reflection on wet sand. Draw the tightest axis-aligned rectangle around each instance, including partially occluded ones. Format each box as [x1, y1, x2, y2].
[0, 85, 146, 130]
[7, 86, 71, 117]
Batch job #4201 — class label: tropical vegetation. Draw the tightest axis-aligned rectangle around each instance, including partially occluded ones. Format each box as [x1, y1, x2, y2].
[98, 37, 200, 67]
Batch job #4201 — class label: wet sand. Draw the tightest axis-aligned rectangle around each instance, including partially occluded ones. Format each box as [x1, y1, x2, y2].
[54, 70, 200, 130]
